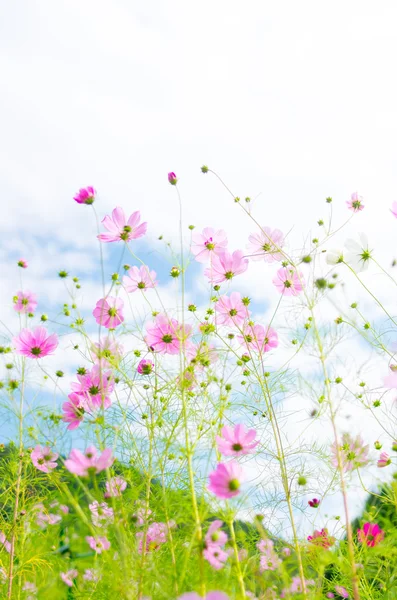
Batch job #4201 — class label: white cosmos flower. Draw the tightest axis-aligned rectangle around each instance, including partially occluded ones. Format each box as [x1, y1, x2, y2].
[344, 233, 372, 272]
[326, 249, 344, 265]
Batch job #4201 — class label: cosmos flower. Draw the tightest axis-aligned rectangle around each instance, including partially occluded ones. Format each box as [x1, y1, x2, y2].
[73, 186, 96, 204]
[105, 476, 127, 498]
[377, 452, 391, 468]
[237, 323, 278, 354]
[13, 327, 58, 359]
[273, 267, 304, 296]
[98, 207, 147, 243]
[86, 535, 110, 554]
[64, 446, 114, 476]
[346, 192, 364, 212]
[60, 570, 78, 587]
[191, 227, 228, 263]
[203, 545, 229, 570]
[31, 445, 58, 473]
[13, 291, 37, 314]
[247, 227, 285, 262]
[257, 539, 281, 571]
[145, 314, 192, 355]
[204, 250, 248, 283]
[344, 233, 372, 272]
[216, 424, 259, 457]
[93, 296, 124, 329]
[123, 265, 157, 292]
[331, 433, 369, 472]
[215, 292, 250, 327]
[208, 461, 244, 499]
[357, 522, 384, 547]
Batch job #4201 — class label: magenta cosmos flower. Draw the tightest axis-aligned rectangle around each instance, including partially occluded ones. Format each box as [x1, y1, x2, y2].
[74, 186, 96, 205]
[13, 326, 58, 359]
[331, 433, 369, 472]
[105, 476, 127, 498]
[13, 290, 38, 314]
[86, 535, 110, 554]
[377, 451, 391, 467]
[307, 528, 335, 549]
[390, 201, 397, 218]
[60, 569, 78, 587]
[70, 365, 114, 408]
[308, 498, 320, 508]
[137, 359, 154, 375]
[273, 267, 304, 296]
[123, 265, 157, 292]
[208, 461, 244, 499]
[62, 392, 88, 430]
[64, 446, 114, 476]
[17, 258, 28, 268]
[346, 192, 364, 212]
[216, 424, 259, 457]
[145, 314, 192, 355]
[247, 226, 285, 262]
[98, 206, 147, 243]
[168, 172, 177, 185]
[215, 292, 250, 327]
[238, 323, 278, 354]
[31, 445, 58, 473]
[357, 522, 384, 547]
[93, 296, 124, 329]
[204, 250, 248, 283]
[178, 593, 229, 600]
[191, 227, 228, 263]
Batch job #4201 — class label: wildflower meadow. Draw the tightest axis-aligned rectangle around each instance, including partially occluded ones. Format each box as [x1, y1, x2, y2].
[2, 169, 397, 600]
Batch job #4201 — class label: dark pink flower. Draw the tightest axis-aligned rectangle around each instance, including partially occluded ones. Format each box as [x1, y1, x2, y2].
[70, 365, 114, 408]
[208, 461, 244, 499]
[60, 570, 78, 587]
[307, 528, 335, 549]
[105, 476, 127, 498]
[62, 393, 87, 430]
[31, 445, 58, 473]
[357, 522, 384, 547]
[273, 267, 304, 296]
[204, 250, 248, 283]
[64, 446, 114, 476]
[346, 192, 364, 212]
[215, 292, 250, 327]
[168, 172, 177, 185]
[205, 520, 228, 547]
[377, 452, 391, 468]
[93, 296, 124, 329]
[74, 186, 96, 205]
[145, 314, 192, 355]
[191, 227, 228, 263]
[98, 207, 147, 243]
[137, 359, 154, 375]
[308, 498, 320, 508]
[123, 266, 157, 292]
[17, 258, 28, 268]
[247, 227, 285, 262]
[13, 291, 37, 314]
[216, 424, 259, 457]
[203, 544, 228, 569]
[237, 323, 278, 354]
[13, 327, 58, 359]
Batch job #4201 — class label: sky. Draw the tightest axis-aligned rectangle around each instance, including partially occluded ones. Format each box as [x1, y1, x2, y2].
[1, 0, 397, 533]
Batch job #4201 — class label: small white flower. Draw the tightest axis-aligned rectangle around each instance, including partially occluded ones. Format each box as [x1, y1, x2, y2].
[344, 233, 372, 272]
[326, 248, 344, 265]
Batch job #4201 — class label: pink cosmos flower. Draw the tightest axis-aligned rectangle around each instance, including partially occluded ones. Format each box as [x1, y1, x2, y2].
[123, 265, 157, 292]
[331, 433, 369, 472]
[17, 258, 28, 268]
[136, 522, 167, 553]
[105, 476, 127, 498]
[83, 569, 100, 582]
[168, 172, 177, 185]
[86, 535, 110, 554]
[70, 365, 114, 408]
[64, 446, 114, 476]
[93, 296, 124, 329]
[273, 267, 304, 296]
[60, 569, 78, 587]
[308, 498, 320, 508]
[307, 528, 335, 549]
[346, 192, 364, 212]
[145, 314, 192, 355]
[215, 292, 250, 327]
[237, 323, 278, 354]
[13, 326, 58, 359]
[137, 359, 154, 375]
[335, 586, 349, 598]
[390, 201, 397, 218]
[205, 520, 228, 547]
[91, 337, 123, 368]
[74, 186, 96, 205]
[257, 539, 281, 571]
[204, 250, 248, 283]
[97, 207, 147, 243]
[282, 547, 291, 556]
[247, 227, 285, 262]
[89, 501, 114, 527]
[178, 594, 229, 600]
[358, 522, 384, 547]
[31, 445, 58, 473]
[191, 227, 228, 263]
[0, 531, 11, 553]
[288, 578, 315, 594]
[216, 424, 259, 457]
[208, 461, 244, 499]
[377, 451, 391, 468]
[203, 544, 228, 570]
[13, 291, 37, 314]
[36, 508, 62, 528]
[62, 393, 88, 430]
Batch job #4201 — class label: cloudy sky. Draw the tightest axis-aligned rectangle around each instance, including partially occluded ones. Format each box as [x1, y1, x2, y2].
[1, 0, 397, 532]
